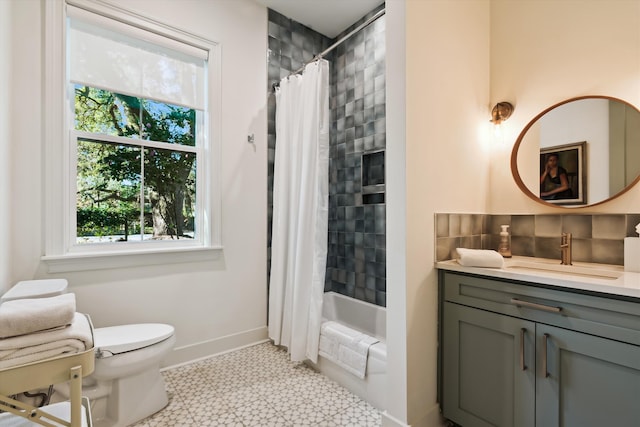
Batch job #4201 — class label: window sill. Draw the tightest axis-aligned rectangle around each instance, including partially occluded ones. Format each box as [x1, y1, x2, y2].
[41, 246, 223, 273]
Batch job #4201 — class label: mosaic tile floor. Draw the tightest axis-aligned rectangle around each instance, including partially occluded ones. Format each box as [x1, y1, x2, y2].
[131, 342, 382, 426]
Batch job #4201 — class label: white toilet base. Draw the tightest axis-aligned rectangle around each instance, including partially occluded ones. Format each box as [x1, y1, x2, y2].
[56, 361, 170, 427]
[93, 366, 169, 427]
[52, 324, 175, 427]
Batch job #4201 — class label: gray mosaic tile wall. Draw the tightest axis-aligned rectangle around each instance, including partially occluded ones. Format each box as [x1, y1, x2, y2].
[435, 213, 640, 266]
[326, 6, 386, 307]
[267, 6, 387, 307]
[266, 9, 332, 281]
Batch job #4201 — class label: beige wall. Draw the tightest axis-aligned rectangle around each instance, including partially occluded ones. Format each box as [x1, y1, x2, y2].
[399, 1, 491, 425]
[489, 0, 640, 213]
[5, 0, 268, 366]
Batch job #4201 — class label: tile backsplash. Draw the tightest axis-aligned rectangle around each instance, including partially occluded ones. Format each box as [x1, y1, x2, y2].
[435, 213, 640, 265]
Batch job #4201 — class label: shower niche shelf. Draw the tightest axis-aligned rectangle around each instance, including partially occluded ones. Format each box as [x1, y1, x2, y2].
[362, 150, 385, 205]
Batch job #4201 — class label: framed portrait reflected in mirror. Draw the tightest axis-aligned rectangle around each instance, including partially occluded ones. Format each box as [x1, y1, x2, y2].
[539, 141, 586, 205]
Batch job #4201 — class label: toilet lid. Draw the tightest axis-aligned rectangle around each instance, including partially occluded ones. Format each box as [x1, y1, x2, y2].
[94, 323, 174, 355]
[1, 279, 68, 303]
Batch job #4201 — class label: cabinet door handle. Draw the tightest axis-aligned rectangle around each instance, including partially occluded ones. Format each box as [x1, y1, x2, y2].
[510, 298, 562, 313]
[542, 333, 550, 378]
[520, 328, 527, 371]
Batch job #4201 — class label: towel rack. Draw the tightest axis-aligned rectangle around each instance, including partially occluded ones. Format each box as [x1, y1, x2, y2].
[0, 347, 95, 427]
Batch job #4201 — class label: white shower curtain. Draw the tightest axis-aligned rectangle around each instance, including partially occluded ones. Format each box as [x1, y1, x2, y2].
[269, 59, 329, 363]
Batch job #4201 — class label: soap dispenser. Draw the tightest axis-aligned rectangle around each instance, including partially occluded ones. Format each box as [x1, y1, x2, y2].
[498, 225, 512, 258]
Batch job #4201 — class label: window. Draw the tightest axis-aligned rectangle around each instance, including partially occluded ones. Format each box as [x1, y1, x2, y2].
[73, 89, 199, 244]
[43, 1, 221, 272]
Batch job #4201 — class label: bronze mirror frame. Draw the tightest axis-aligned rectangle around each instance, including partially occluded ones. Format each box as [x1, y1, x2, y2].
[510, 95, 640, 208]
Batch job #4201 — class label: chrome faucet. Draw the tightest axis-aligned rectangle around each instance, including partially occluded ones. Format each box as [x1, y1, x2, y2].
[560, 233, 572, 265]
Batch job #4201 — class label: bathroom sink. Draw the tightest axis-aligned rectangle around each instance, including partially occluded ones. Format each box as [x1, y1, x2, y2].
[503, 259, 623, 280]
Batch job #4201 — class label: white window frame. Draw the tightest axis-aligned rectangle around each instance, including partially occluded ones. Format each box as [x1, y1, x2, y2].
[42, 0, 222, 273]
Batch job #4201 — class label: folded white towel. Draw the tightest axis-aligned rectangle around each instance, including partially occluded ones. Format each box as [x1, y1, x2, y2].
[0, 312, 93, 369]
[318, 321, 379, 379]
[336, 335, 379, 379]
[318, 334, 338, 359]
[456, 248, 505, 268]
[0, 294, 76, 339]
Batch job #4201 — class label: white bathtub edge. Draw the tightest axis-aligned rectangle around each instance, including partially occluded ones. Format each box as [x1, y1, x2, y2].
[308, 352, 387, 411]
[315, 292, 388, 410]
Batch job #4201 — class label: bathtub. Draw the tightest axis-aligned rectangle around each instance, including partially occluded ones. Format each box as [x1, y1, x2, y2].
[308, 291, 387, 410]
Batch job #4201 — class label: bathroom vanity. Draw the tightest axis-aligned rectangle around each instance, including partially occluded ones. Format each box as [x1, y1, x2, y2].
[436, 258, 640, 427]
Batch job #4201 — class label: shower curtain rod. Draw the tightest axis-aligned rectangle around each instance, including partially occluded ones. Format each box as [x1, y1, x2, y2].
[274, 7, 386, 88]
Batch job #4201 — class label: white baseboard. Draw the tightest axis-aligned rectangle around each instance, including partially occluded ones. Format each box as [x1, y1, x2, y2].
[161, 326, 269, 368]
[381, 410, 410, 427]
[382, 404, 446, 427]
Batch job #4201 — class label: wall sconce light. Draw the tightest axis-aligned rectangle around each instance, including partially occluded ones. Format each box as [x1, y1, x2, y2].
[490, 102, 514, 125]
[490, 102, 514, 143]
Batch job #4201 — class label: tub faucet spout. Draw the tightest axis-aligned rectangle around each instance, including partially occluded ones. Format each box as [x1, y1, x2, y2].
[560, 233, 572, 265]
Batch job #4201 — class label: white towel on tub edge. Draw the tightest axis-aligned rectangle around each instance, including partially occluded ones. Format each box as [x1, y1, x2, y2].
[318, 321, 379, 379]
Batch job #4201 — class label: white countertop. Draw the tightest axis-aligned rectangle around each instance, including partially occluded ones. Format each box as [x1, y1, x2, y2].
[436, 256, 640, 300]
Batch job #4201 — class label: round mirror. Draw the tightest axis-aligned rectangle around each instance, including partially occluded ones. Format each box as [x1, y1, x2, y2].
[511, 96, 640, 207]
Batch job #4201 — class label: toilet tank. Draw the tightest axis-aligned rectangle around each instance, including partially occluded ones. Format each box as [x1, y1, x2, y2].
[0, 279, 68, 303]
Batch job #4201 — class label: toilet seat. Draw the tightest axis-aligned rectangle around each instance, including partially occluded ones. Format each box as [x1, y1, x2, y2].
[94, 323, 174, 356]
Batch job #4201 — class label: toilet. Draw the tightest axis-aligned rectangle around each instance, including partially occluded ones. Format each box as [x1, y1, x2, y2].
[0, 279, 176, 427]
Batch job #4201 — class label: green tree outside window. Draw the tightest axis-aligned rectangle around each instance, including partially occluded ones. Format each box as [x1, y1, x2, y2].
[74, 85, 197, 242]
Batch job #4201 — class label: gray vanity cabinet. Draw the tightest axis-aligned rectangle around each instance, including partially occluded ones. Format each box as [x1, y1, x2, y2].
[442, 303, 536, 427]
[439, 271, 640, 427]
[535, 324, 640, 427]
